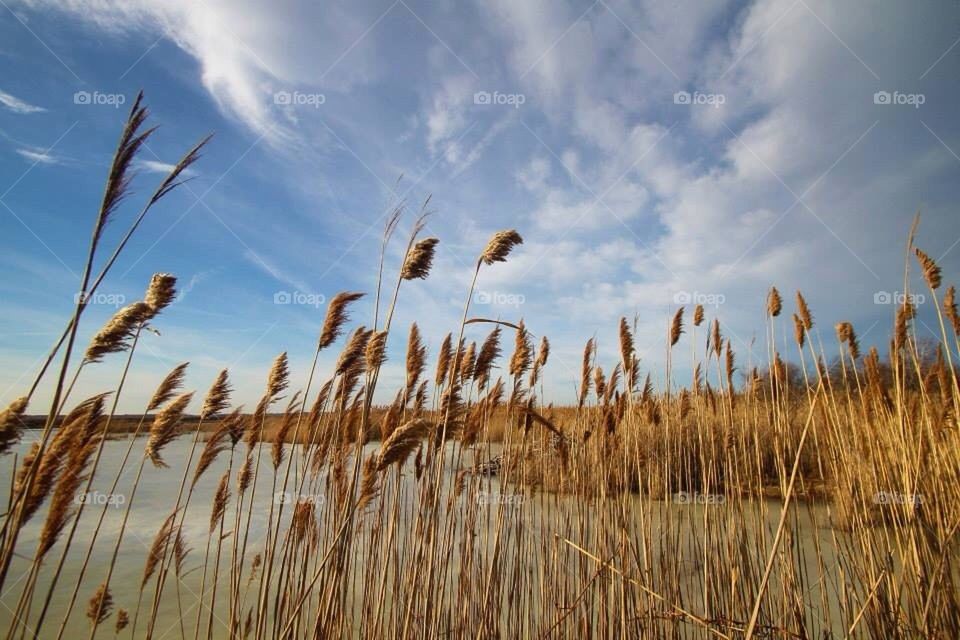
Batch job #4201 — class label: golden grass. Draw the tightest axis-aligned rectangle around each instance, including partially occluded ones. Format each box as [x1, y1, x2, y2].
[1, 94, 958, 639]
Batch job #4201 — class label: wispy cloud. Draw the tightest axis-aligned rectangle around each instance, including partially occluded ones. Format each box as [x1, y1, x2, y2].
[0, 90, 46, 114]
[15, 147, 60, 164]
[137, 159, 198, 177]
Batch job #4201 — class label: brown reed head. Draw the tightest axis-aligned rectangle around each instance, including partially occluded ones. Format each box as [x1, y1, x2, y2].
[378, 418, 431, 470]
[792, 313, 806, 348]
[147, 362, 189, 412]
[200, 369, 232, 420]
[401, 237, 439, 280]
[578, 338, 594, 408]
[509, 320, 532, 378]
[266, 352, 290, 399]
[146, 391, 193, 468]
[915, 247, 942, 289]
[0, 396, 28, 456]
[84, 302, 152, 363]
[210, 470, 231, 533]
[835, 321, 860, 360]
[405, 323, 426, 391]
[86, 583, 113, 627]
[670, 307, 684, 346]
[479, 229, 523, 265]
[474, 327, 502, 389]
[796, 291, 813, 329]
[318, 291, 365, 349]
[365, 330, 389, 370]
[115, 610, 129, 634]
[767, 286, 782, 317]
[435, 333, 453, 387]
[143, 272, 177, 318]
[945, 285, 959, 335]
[693, 304, 704, 326]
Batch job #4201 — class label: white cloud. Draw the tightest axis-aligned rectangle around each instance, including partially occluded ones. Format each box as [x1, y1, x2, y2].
[136, 159, 197, 176]
[0, 90, 46, 114]
[15, 147, 60, 164]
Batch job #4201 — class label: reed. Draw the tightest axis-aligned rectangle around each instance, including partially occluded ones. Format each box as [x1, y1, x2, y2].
[3, 105, 960, 640]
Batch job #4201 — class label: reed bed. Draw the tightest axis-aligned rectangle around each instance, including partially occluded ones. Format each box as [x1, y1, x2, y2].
[0, 95, 958, 639]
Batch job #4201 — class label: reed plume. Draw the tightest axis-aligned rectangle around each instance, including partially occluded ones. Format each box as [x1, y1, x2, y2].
[146, 392, 193, 468]
[365, 330, 389, 370]
[435, 333, 453, 387]
[670, 308, 684, 346]
[796, 291, 813, 329]
[93, 92, 152, 248]
[835, 322, 860, 360]
[509, 321, 532, 377]
[578, 338, 594, 408]
[792, 313, 805, 348]
[115, 609, 129, 634]
[38, 395, 106, 556]
[142, 514, 176, 589]
[895, 302, 915, 351]
[192, 422, 230, 487]
[0, 396, 28, 455]
[84, 302, 151, 363]
[143, 272, 177, 319]
[319, 292, 365, 349]
[693, 304, 704, 326]
[767, 286, 782, 317]
[266, 352, 290, 399]
[474, 327, 502, 389]
[86, 583, 113, 626]
[147, 362, 189, 412]
[210, 471, 231, 533]
[945, 285, 959, 335]
[377, 418, 431, 469]
[711, 319, 722, 358]
[200, 369, 232, 420]
[915, 247, 942, 289]
[479, 229, 523, 265]
[405, 324, 427, 398]
[401, 237, 439, 280]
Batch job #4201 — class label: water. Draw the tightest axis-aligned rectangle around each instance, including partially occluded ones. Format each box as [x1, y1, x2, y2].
[0, 434, 854, 638]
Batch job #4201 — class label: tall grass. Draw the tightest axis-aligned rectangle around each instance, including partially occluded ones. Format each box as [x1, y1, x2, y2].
[0, 97, 958, 639]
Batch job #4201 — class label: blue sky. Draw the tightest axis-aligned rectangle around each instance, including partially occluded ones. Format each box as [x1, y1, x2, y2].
[1, 0, 959, 412]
